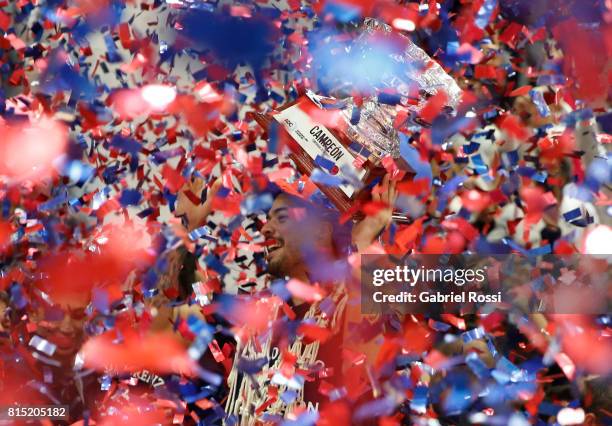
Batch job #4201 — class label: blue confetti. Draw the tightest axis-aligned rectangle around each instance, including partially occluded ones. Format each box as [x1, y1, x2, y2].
[310, 168, 344, 187]
[350, 105, 361, 125]
[470, 154, 489, 175]
[110, 135, 141, 155]
[268, 121, 279, 154]
[531, 171, 547, 183]
[63, 160, 94, 183]
[442, 372, 473, 415]
[236, 357, 268, 374]
[563, 208, 582, 222]
[463, 141, 480, 154]
[432, 114, 477, 145]
[179, 9, 280, 77]
[38, 194, 68, 212]
[354, 397, 396, 421]
[313, 155, 336, 173]
[411, 386, 428, 414]
[377, 92, 402, 105]
[595, 112, 612, 134]
[92, 288, 110, 314]
[475, 0, 497, 28]
[204, 254, 229, 276]
[188, 226, 216, 242]
[119, 189, 142, 207]
[280, 390, 298, 404]
[493, 357, 528, 384]
[270, 279, 291, 301]
[529, 89, 550, 117]
[322, 1, 361, 22]
[9, 284, 27, 310]
[465, 352, 490, 379]
[103, 34, 122, 63]
[462, 327, 486, 342]
[399, 134, 432, 186]
[585, 156, 611, 192]
[437, 175, 467, 213]
[241, 193, 274, 215]
[100, 375, 112, 391]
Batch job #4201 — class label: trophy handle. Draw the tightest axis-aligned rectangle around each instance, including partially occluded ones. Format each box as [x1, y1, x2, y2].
[252, 112, 271, 129]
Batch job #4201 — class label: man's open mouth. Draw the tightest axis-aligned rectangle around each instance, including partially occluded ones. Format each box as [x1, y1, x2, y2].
[265, 239, 284, 259]
[35, 330, 78, 357]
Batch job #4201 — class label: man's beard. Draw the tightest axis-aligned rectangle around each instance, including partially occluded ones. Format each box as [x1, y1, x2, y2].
[266, 251, 303, 279]
[266, 257, 285, 278]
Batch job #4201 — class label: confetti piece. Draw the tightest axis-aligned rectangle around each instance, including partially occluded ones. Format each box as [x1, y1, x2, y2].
[82, 330, 197, 376]
[286, 279, 327, 303]
[0, 118, 68, 182]
[179, 9, 280, 77]
[509, 85, 533, 97]
[119, 189, 142, 207]
[28, 335, 57, 357]
[419, 91, 448, 123]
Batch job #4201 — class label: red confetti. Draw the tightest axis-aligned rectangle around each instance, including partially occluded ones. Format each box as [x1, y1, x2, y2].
[498, 114, 530, 141]
[161, 164, 187, 194]
[286, 279, 327, 303]
[0, 118, 68, 182]
[118, 22, 132, 49]
[35, 224, 153, 304]
[98, 402, 170, 426]
[0, 10, 10, 31]
[396, 178, 430, 196]
[0, 221, 11, 252]
[418, 91, 448, 123]
[82, 329, 196, 376]
[460, 189, 492, 212]
[318, 401, 351, 426]
[553, 19, 609, 106]
[297, 323, 332, 344]
[508, 85, 533, 97]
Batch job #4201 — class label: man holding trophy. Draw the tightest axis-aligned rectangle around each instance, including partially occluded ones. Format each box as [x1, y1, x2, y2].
[225, 17, 460, 423]
[156, 16, 462, 424]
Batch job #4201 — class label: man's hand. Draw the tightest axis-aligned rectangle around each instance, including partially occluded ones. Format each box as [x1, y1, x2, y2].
[351, 173, 398, 252]
[146, 177, 222, 341]
[176, 177, 223, 231]
[199, 177, 223, 224]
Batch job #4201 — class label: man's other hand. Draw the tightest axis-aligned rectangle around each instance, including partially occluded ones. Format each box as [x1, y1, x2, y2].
[351, 173, 398, 252]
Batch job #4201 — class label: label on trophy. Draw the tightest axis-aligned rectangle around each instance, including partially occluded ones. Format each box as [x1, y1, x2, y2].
[273, 99, 367, 198]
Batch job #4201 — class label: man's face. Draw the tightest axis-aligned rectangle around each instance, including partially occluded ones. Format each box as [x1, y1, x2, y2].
[261, 195, 310, 279]
[31, 301, 88, 363]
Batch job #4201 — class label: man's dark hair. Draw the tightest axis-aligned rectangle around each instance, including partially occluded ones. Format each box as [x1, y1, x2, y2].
[178, 247, 198, 300]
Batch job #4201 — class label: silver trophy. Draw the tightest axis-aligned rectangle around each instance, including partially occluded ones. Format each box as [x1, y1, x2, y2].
[311, 17, 462, 165]
[260, 18, 462, 220]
